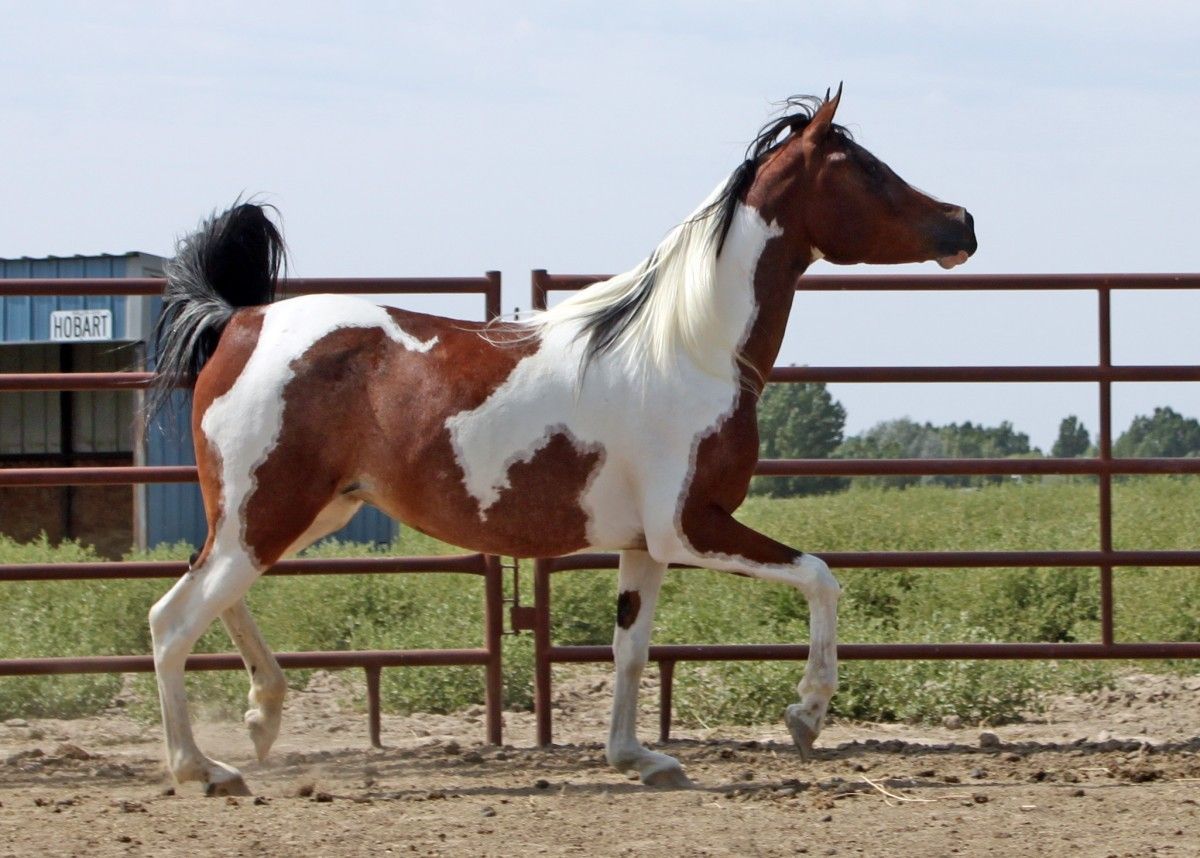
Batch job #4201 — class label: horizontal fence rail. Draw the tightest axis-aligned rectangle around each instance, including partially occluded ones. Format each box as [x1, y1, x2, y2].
[528, 269, 1200, 745]
[0, 274, 503, 301]
[0, 554, 493, 582]
[0, 275, 504, 747]
[532, 272, 1200, 296]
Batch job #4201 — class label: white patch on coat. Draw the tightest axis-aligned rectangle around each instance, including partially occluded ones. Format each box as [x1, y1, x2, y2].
[445, 204, 781, 547]
[200, 294, 437, 563]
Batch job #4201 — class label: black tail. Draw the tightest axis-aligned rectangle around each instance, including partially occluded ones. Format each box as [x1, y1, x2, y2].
[146, 202, 285, 424]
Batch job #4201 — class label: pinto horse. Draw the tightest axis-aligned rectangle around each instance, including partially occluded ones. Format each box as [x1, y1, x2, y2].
[147, 88, 976, 795]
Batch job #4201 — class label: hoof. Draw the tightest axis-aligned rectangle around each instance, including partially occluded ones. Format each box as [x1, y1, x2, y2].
[643, 765, 693, 789]
[246, 709, 280, 762]
[204, 774, 253, 797]
[785, 704, 820, 761]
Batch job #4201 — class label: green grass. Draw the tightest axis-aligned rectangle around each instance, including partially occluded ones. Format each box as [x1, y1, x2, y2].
[1, 477, 1197, 726]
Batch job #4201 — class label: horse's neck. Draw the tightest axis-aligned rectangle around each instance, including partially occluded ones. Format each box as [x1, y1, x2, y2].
[716, 204, 807, 389]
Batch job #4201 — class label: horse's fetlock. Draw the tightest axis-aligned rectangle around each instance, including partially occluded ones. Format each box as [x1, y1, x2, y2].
[605, 742, 642, 771]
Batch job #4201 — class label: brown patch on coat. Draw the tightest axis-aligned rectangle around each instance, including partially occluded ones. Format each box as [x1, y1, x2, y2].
[472, 432, 603, 557]
[676, 385, 804, 566]
[189, 309, 267, 569]
[233, 309, 605, 565]
[616, 590, 641, 630]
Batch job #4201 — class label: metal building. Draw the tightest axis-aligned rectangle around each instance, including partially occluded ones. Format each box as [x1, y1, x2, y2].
[1, 253, 396, 556]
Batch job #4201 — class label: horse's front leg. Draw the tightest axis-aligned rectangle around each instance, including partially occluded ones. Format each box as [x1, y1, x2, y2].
[605, 549, 690, 787]
[651, 506, 840, 759]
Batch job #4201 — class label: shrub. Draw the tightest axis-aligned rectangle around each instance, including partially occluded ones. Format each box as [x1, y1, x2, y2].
[1, 478, 1196, 725]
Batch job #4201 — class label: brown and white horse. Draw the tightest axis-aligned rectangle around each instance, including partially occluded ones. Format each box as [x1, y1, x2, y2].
[147, 89, 976, 795]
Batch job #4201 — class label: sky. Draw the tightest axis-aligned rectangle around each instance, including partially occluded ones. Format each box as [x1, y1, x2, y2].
[1, 1, 1197, 450]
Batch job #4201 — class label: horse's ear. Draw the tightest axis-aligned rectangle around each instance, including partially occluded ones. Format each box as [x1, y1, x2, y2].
[804, 83, 844, 145]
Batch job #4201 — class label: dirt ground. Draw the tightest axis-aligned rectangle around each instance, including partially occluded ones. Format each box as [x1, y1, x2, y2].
[1, 668, 1198, 858]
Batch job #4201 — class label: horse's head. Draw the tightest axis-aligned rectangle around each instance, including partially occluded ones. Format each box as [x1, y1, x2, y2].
[746, 86, 977, 269]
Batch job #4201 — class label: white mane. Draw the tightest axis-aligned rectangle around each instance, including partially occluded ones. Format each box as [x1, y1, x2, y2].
[523, 173, 746, 382]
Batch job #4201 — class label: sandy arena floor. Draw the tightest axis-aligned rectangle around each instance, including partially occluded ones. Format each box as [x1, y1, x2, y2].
[1, 669, 1198, 857]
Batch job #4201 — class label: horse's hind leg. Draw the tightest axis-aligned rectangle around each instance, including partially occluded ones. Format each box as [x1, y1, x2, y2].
[149, 541, 261, 795]
[219, 496, 361, 762]
[221, 600, 285, 762]
[605, 550, 690, 787]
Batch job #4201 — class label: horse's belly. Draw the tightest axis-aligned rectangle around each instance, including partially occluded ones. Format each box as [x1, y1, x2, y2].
[372, 425, 623, 558]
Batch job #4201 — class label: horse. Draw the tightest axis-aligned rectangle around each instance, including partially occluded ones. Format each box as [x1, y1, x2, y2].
[146, 87, 976, 796]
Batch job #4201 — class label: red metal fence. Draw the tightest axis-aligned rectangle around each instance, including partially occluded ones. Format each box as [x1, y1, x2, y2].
[3, 271, 1199, 750]
[528, 270, 1200, 745]
[0, 274, 505, 747]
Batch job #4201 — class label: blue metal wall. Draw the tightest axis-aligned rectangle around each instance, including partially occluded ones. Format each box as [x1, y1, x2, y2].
[0, 256, 130, 344]
[144, 393, 208, 549]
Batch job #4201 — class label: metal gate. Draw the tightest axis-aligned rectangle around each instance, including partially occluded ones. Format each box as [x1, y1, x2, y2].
[527, 270, 1200, 745]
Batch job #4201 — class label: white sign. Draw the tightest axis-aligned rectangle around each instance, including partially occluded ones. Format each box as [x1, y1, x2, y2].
[49, 309, 114, 342]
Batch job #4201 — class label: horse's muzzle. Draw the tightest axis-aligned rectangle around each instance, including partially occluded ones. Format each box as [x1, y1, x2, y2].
[934, 207, 977, 268]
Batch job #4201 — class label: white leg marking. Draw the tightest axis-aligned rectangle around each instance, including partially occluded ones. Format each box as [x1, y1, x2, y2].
[605, 550, 690, 787]
[775, 554, 841, 757]
[730, 554, 839, 758]
[647, 518, 840, 759]
[149, 541, 261, 794]
[220, 600, 286, 762]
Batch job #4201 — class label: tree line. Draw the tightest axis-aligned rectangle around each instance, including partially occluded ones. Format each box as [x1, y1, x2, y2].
[752, 381, 1200, 497]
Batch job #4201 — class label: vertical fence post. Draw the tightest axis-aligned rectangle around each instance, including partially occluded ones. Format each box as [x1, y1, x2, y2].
[531, 270, 549, 312]
[483, 554, 504, 745]
[365, 665, 383, 748]
[533, 557, 554, 746]
[658, 659, 676, 744]
[484, 271, 502, 322]
[1097, 286, 1115, 646]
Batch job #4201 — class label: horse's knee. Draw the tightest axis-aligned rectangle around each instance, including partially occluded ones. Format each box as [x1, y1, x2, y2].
[148, 593, 184, 652]
[614, 643, 649, 679]
[797, 553, 840, 603]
